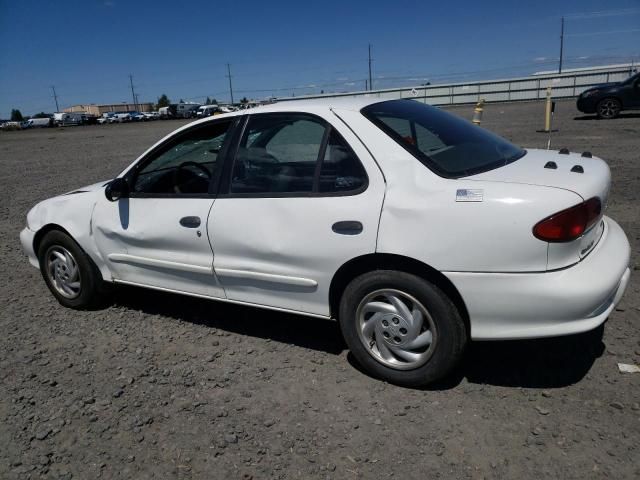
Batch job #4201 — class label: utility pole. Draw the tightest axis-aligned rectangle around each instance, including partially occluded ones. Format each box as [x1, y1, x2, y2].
[368, 44, 373, 91]
[129, 74, 138, 110]
[51, 86, 60, 112]
[226, 63, 234, 104]
[558, 17, 565, 74]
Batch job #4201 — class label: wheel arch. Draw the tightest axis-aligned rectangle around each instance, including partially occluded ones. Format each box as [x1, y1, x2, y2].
[329, 253, 470, 334]
[33, 223, 111, 281]
[33, 223, 74, 256]
[598, 95, 625, 109]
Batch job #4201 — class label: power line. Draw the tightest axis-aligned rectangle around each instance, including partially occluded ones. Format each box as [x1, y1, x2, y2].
[564, 8, 640, 19]
[51, 86, 59, 112]
[566, 28, 640, 37]
[226, 63, 234, 104]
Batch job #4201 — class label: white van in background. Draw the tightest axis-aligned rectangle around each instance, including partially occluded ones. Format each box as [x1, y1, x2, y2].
[196, 104, 219, 117]
[25, 118, 52, 128]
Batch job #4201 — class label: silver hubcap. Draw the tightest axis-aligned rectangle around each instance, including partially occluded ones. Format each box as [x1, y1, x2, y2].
[356, 289, 437, 370]
[598, 99, 620, 118]
[45, 246, 81, 299]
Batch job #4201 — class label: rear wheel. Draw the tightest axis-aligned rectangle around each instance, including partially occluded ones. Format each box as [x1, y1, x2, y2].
[38, 230, 111, 309]
[596, 98, 621, 119]
[339, 270, 467, 387]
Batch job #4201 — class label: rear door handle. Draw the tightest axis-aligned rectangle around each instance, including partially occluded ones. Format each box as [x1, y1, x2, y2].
[332, 221, 363, 235]
[180, 216, 201, 228]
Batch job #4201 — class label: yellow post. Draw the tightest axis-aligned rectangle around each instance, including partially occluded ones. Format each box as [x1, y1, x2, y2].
[544, 87, 552, 132]
[472, 99, 485, 125]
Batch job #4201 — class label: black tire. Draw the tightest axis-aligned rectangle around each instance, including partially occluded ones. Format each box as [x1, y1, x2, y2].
[338, 270, 467, 387]
[596, 98, 621, 119]
[37, 230, 112, 309]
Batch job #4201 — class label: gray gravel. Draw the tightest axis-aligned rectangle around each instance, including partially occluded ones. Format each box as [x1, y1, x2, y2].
[1, 101, 639, 479]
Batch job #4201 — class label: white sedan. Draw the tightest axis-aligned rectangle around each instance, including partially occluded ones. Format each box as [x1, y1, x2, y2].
[20, 98, 631, 386]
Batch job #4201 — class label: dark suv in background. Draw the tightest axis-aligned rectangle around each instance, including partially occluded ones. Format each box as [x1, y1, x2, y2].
[577, 72, 640, 118]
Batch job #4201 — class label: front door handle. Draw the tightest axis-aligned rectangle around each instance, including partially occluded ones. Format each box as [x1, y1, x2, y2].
[180, 216, 201, 228]
[332, 221, 363, 235]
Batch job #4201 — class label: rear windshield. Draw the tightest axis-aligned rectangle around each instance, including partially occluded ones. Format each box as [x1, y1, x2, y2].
[361, 100, 526, 178]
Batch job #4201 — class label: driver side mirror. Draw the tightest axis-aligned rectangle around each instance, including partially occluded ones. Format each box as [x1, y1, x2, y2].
[105, 177, 129, 202]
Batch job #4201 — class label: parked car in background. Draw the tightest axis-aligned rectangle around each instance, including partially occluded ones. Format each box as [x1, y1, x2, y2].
[97, 113, 113, 124]
[81, 114, 98, 125]
[142, 112, 159, 120]
[1, 121, 22, 130]
[112, 112, 133, 123]
[196, 105, 219, 117]
[129, 112, 147, 122]
[158, 106, 173, 119]
[53, 112, 83, 126]
[577, 71, 640, 118]
[176, 103, 201, 118]
[20, 98, 631, 387]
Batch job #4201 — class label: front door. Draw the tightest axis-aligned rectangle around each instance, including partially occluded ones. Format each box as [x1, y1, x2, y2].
[209, 111, 385, 316]
[93, 118, 235, 298]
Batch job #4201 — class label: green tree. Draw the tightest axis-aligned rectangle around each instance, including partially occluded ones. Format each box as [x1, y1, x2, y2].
[240, 97, 248, 104]
[32, 112, 49, 119]
[156, 94, 171, 109]
[179, 98, 184, 103]
[205, 97, 211, 105]
[10, 109, 24, 121]
[210, 98, 218, 105]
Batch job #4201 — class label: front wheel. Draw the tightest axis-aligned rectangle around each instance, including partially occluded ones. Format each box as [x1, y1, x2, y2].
[339, 271, 467, 387]
[596, 98, 621, 119]
[38, 230, 112, 309]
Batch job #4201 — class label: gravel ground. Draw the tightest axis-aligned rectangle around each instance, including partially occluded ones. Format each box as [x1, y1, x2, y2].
[0, 100, 638, 479]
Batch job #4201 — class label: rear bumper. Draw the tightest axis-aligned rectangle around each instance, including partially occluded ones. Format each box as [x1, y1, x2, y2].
[446, 216, 631, 340]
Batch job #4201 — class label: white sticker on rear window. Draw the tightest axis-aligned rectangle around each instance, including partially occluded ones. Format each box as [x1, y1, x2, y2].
[456, 189, 483, 202]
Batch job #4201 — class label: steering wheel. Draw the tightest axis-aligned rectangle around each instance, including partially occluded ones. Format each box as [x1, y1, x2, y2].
[173, 161, 212, 194]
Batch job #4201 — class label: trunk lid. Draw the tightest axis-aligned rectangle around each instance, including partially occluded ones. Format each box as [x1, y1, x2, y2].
[466, 148, 611, 269]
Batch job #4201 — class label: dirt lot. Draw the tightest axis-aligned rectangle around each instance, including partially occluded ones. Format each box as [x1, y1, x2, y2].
[0, 100, 638, 479]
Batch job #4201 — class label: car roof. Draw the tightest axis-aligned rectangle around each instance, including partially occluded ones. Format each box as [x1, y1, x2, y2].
[186, 96, 392, 129]
[255, 96, 386, 112]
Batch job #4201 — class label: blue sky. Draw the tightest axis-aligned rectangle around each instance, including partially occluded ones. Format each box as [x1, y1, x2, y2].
[0, 0, 639, 116]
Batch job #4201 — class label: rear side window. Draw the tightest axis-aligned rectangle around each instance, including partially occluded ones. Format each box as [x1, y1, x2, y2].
[319, 129, 367, 193]
[362, 100, 526, 178]
[229, 113, 367, 195]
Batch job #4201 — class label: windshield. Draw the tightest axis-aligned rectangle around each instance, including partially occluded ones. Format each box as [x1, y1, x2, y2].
[361, 100, 526, 178]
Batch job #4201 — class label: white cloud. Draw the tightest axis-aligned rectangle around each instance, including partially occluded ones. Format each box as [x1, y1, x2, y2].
[104, 1, 115, 7]
[534, 57, 547, 62]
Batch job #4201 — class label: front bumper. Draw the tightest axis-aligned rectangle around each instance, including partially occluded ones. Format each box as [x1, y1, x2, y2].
[446, 216, 631, 340]
[20, 227, 39, 269]
[576, 96, 598, 114]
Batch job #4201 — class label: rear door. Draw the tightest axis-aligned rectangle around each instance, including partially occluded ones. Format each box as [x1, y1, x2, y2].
[208, 111, 385, 316]
[93, 118, 237, 297]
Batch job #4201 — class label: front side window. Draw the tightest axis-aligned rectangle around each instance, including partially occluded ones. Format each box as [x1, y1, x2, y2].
[230, 114, 366, 195]
[362, 100, 526, 178]
[132, 120, 231, 195]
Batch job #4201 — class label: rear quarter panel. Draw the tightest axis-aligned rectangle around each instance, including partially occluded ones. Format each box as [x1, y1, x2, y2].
[336, 109, 583, 273]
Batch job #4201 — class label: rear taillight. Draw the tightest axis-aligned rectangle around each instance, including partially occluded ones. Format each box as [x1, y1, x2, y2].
[533, 197, 602, 243]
